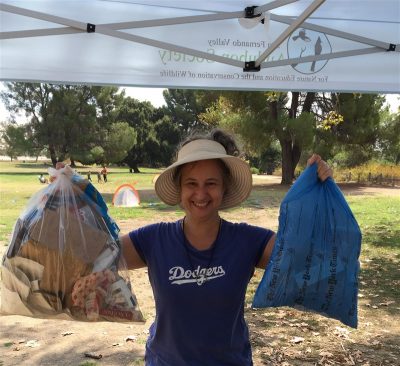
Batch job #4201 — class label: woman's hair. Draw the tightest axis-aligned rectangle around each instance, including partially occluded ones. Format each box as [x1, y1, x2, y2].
[173, 129, 241, 190]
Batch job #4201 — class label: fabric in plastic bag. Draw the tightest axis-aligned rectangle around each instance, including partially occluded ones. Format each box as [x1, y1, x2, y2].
[252, 164, 361, 328]
[0, 165, 144, 322]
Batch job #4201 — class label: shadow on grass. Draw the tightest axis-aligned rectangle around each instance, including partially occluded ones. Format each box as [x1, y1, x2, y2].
[338, 182, 400, 195]
[362, 225, 400, 249]
[359, 255, 400, 316]
[247, 303, 400, 365]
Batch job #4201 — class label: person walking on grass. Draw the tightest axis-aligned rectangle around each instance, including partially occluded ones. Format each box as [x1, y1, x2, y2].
[120, 129, 333, 366]
[101, 166, 108, 183]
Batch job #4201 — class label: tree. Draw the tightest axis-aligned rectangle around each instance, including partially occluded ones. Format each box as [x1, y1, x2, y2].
[200, 91, 316, 184]
[42, 85, 98, 166]
[377, 108, 400, 164]
[116, 98, 159, 172]
[320, 93, 385, 168]
[163, 89, 219, 136]
[153, 115, 182, 166]
[101, 122, 137, 163]
[1, 83, 127, 166]
[273, 92, 316, 183]
[1, 122, 30, 160]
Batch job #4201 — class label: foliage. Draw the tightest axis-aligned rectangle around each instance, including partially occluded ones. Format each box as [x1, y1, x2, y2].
[200, 90, 318, 184]
[0, 83, 129, 166]
[334, 161, 400, 183]
[153, 115, 181, 166]
[248, 143, 281, 175]
[116, 98, 174, 171]
[330, 149, 371, 168]
[163, 89, 219, 135]
[0, 122, 38, 159]
[318, 110, 344, 130]
[376, 108, 400, 164]
[101, 121, 137, 163]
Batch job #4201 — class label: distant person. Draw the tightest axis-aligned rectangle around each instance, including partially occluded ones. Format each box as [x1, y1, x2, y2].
[87, 171, 92, 182]
[97, 171, 102, 183]
[38, 174, 48, 184]
[101, 166, 108, 183]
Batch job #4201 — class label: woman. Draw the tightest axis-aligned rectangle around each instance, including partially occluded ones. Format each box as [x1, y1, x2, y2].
[121, 129, 332, 366]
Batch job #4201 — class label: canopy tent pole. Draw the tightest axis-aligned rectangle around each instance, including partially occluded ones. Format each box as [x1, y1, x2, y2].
[260, 47, 384, 69]
[0, 1, 297, 39]
[253, 0, 326, 68]
[271, 14, 398, 51]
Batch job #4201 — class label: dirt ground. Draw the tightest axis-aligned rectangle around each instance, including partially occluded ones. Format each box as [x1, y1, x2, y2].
[0, 180, 399, 366]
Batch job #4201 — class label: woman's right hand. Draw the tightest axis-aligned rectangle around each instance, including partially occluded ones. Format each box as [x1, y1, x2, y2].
[307, 154, 333, 182]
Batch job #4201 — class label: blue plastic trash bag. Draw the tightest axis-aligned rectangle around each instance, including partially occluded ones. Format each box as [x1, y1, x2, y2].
[252, 164, 361, 328]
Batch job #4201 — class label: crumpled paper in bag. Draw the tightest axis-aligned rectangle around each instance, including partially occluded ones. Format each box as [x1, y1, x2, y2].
[0, 165, 144, 322]
[252, 164, 361, 328]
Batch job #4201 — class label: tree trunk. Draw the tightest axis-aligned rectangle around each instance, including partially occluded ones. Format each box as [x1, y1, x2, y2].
[280, 139, 295, 184]
[279, 139, 303, 184]
[289, 92, 300, 119]
[49, 145, 57, 167]
[270, 99, 294, 184]
[130, 163, 141, 173]
[302, 92, 316, 113]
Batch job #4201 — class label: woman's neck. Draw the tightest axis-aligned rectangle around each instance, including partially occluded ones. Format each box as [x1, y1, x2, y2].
[182, 215, 221, 250]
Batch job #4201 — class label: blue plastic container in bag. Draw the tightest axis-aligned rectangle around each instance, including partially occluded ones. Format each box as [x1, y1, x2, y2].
[252, 164, 361, 328]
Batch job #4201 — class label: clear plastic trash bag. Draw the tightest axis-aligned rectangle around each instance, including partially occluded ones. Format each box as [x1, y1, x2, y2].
[0, 165, 144, 322]
[252, 164, 361, 328]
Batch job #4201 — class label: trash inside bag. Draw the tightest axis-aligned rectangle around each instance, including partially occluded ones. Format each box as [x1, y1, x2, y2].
[0, 165, 144, 322]
[252, 164, 361, 328]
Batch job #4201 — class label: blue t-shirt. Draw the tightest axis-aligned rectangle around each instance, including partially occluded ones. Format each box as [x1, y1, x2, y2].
[129, 219, 274, 366]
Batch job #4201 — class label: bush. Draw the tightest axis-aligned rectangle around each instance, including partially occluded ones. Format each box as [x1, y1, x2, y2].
[334, 161, 400, 183]
[331, 149, 371, 168]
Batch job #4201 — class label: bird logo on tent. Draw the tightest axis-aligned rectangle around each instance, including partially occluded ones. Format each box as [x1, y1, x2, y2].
[287, 30, 332, 74]
[292, 29, 311, 42]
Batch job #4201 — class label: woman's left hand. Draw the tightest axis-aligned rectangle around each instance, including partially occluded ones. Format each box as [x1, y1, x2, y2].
[307, 154, 333, 182]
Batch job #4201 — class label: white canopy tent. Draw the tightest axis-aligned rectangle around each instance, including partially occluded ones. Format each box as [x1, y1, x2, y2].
[0, 0, 399, 93]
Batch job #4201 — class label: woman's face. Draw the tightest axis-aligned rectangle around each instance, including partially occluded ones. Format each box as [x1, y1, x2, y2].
[179, 159, 225, 221]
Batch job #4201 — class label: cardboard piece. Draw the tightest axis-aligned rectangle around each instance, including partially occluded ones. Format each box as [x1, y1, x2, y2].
[29, 208, 108, 263]
[19, 240, 92, 309]
[0, 285, 33, 316]
[8, 256, 44, 281]
[1, 263, 30, 301]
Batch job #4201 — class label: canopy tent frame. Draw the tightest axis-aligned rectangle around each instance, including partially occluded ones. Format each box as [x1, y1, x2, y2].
[0, 0, 398, 74]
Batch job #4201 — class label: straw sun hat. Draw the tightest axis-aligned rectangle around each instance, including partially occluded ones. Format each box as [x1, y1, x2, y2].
[154, 139, 253, 210]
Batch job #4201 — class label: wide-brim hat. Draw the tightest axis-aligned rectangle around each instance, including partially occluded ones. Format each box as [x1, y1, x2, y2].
[155, 139, 252, 210]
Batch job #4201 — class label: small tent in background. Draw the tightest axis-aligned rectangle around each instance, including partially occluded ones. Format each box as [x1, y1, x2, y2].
[112, 184, 140, 207]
